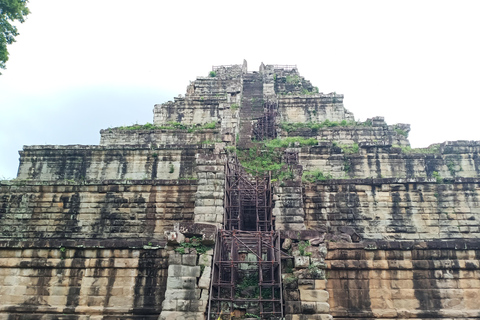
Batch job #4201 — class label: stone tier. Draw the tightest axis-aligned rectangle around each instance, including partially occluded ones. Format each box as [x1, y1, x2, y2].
[0, 180, 196, 240]
[303, 178, 480, 241]
[100, 129, 222, 146]
[16, 145, 206, 181]
[281, 117, 410, 147]
[278, 94, 354, 124]
[299, 141, 480, 179]
[326, 241, 480, 319]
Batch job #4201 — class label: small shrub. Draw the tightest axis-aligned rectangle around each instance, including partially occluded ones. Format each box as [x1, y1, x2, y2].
[302, 170, 332, 182]
[208, 71, 216, 77]
[175, 236, 210, 255]
[286, 75, 300, 84]
[432, 171, 442, 183]
[394, 128, 409, 137]
[339, 143, 359, 154]
[230, 103, 239, 111]
[298, 241, 310, 256]
[169, 163, 174, 174]
[343, 159, 351, 173]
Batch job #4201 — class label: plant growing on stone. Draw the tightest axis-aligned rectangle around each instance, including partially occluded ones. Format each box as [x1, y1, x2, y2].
[394, 127, 409, 137]
[175, 236, 210, 255]
[298, 240, 310, 256]
[280, 119, 357, 133]
[338, 143, 359, 154]
[343, 158, 351, 173]
[432, 171, 442, 183]
[209, 71, 216, 77]
[302, 170, 332, 182]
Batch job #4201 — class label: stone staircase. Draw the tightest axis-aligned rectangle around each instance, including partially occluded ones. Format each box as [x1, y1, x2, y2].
[238, 73, 264, 148]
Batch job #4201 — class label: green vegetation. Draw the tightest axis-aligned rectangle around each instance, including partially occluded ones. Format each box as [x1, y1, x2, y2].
[447, 161, 462, 177]
[175, 236, 210, 255]
[265, 137, 318, 148]
[244, 313, 261, 319]
[237, 273, 258, 291]
[208, 71, 216, 77]
[338, 143, 359, 154]
[302, 170, 332, 182]
[168, 163, 174, 174]
[298, 240, 311, 256]
[110, 121, 217, 132]
[179, 175, 198, 180]
[1, 0, 30, 73]
[394, 127, 409, 137]
[233, 137, 319, 180]
[280, 119, 360, 133]
[394, 144, 440, 154]
[235, 146, 284, 178]
[285, 74, 301, 84]
[230, 103, 239, 111]
[343, 158, 351, 173]
[432, 171, 442, 183]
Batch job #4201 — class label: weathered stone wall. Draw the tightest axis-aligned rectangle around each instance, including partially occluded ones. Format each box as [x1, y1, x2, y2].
[100, 129, 222, 146]
[304, 179, 480, 240]
[153, 65, 243, 126]
[0, 245, 168, 320]
[299, 142, 480, 179]
[4, 62, 480, 320]
[281, 122, 410, 147]
[277, 94, 354, 124]
[273, 171, 306, 231]
[17, 145, 200, 181]
[0, 179, 197, 319]
[193, 152, 225, 226]
[0, 180, 196, 241]
[326, 241, 480, 319]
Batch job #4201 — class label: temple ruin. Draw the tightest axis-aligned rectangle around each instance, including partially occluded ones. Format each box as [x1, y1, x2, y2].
[1, 61, 480, 320]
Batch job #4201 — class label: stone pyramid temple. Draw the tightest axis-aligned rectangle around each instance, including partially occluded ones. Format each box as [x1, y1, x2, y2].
[1, 61, 480, 320]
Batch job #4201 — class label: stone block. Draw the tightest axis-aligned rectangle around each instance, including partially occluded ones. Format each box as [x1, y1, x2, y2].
[301, 301, 316, 314]
[182, 254, 197, 266]
[161, 298, 177, 311]
[299, 289, 329, 302]
[167, 288, 201, 300]
[315, 302, 330, 313]
[286, 315, 332, 320]
[298, 279, 315, 290]
[198, 266, 211, 289]
[282, 238, 292, 250]
[194, 206, 216, 215]
[315, 279, 327, 290]
[175, 299, 191, 311]
[284, 289, 300, 301]
[199, 253, 212, 267]
[159, 311, 205, 320]
[166, 277, 196, 290]
[276, 223, 306, 231]
[295, 256, 310, 269]
[284, 301, 301, 314]
[167, 265, 201, 278]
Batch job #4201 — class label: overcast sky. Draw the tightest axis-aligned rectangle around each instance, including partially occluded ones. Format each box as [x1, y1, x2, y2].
[1, 1, 479, 178]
